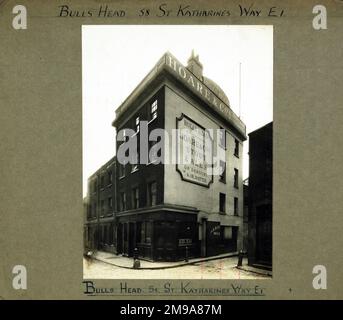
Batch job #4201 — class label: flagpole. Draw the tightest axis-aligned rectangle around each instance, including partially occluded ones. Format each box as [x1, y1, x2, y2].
[239, 62, 242, 119]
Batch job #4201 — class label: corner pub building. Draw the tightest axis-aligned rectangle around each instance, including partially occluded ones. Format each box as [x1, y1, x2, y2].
[85, 51, 247, 262]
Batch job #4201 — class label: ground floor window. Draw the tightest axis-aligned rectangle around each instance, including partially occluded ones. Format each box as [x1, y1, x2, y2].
[137, 221, 152, 244]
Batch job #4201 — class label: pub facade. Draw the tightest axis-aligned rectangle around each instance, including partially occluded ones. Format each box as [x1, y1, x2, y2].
[111, 51, 247, 261]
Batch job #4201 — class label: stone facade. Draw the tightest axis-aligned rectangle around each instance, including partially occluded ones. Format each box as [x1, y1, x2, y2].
[84, 52, 247, 261]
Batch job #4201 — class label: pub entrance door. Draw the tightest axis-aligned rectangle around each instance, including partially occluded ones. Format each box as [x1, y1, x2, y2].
[155, 221, 177, 261]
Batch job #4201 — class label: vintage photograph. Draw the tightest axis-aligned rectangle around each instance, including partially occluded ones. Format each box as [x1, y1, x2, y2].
[82, 25, 273, 279]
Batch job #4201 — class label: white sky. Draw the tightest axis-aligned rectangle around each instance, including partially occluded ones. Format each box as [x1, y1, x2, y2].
[82, 25, 273, 197]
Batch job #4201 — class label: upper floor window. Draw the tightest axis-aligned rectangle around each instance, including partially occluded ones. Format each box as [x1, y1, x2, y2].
[93, 203, 97, 217]
[234, 139, 239, 157]
[234, 197, 239, 216]
[234, 168, 239, 189]
[132, 187, 139, 209]
[108, 171, 112, 184]
[100, 176, 105, 189]
[151, 100, 158, 120]
[219, 160, 226, 183]
[120, 192, 126, 211]
[108, 197, 112, 211]
[93, 181, 97, 193]
[219, 128, 226, 149]
[147, 181, 157, 206]
[219, 193, 226, 213]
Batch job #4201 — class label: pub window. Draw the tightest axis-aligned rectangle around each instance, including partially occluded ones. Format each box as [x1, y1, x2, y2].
[219, 160, 226, 183]
[234, 168, 239, 189]
[139, 221, 152, 244]
[219, 128, 226, 149]
[145, 222, 152, 243]
[234, 197, 239, 216]
[222, 226, 233, 240]
[136, 222, 142, 243]
[100, 200, 105, 216]
[234, 139, 239, 157]
[148, 181, 157, 206]
[100, 175, 105, 189]
[132, 187, 139, 209]
[219, 193, 226, 213]
[108, 197, 112, 211]
[139, 222, 145, 243]
[108, 171, 112, 184]
[120, 192, 126, 211]
[151, 100, 158, 120]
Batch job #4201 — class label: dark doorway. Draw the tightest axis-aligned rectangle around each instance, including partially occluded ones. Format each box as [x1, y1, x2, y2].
[256, 204, 272, 265]
[155, 221, 176, 261]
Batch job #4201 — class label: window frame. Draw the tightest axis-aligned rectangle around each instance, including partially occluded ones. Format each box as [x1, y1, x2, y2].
[234, 197, 239, 216]
[234, 139, 240, 158]
[234, 168, 239, 189]
[219, 192, 226, 213]
[219, 160, 226, 183]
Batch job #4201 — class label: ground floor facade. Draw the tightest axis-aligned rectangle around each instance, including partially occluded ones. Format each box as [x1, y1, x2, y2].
[84, 205, 242, 262]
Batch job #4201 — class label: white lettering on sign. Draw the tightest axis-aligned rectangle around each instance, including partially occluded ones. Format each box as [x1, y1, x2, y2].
[165, 53, 245, 135]
[179, 239, 192, 246]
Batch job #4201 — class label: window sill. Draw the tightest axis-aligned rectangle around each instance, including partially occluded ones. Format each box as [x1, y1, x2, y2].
[219, 179, 226, 184]
[234, 153, 239, 159]
[119, 175, 125, 180]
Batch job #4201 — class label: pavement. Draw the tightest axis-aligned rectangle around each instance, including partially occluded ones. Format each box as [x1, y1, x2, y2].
[237, 265, 272, 277]
[87, 250, 240, 270]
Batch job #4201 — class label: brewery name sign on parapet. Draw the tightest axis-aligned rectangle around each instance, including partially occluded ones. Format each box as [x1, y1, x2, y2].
[165, 53, 246, 136]
[176, 114, 213, 187]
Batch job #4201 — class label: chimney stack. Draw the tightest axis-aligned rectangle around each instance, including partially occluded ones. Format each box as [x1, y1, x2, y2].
[187, 49, 203, 80]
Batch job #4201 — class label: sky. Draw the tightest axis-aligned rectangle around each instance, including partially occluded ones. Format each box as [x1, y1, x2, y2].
[82, 25, 273, 196]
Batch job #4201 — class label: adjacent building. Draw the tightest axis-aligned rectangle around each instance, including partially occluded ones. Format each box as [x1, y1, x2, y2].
[247, 122, 273, 269]
[84, 156, 116, 253]
[84, 51, 247, 261]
